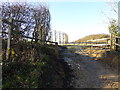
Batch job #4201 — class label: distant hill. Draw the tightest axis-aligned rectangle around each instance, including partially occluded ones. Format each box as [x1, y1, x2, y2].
[74, 34, 110, 42]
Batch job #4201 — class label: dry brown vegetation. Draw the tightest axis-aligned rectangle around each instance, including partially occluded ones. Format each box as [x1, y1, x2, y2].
[2, 40, 72, 88]
[85, 48, 106, 58]
[80, 47, 120, 68]
[74, 34, 110, 42]
[74, 34, 120, 69]
[101, 50, 120, 69]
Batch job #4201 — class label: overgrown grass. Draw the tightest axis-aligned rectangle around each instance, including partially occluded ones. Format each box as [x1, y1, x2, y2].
[2, 41, 64, 88]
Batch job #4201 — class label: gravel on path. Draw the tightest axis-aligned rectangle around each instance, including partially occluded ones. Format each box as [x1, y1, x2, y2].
[62, 49, 119, 88]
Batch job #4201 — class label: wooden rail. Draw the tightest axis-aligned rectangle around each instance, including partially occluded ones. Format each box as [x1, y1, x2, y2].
[1, 31, 59, 61]
[61, 38, 110, 59]
[61, 42, 110, 47]
[112, 35, 120, 51]
[1, 31, 57, 44]
[87, 38, 109, 42]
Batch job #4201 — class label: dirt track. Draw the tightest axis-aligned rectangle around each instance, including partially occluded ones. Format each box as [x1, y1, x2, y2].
[62, 47, 119, 88]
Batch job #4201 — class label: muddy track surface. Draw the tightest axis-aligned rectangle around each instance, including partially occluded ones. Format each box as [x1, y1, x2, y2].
[60, 46, 119, 88]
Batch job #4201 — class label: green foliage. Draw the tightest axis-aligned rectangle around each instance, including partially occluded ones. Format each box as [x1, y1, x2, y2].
[108, 19, 118, 36]
[3, 54, 56, 88]
[3, 61, 35, 88]
[2, 42, 60, 88]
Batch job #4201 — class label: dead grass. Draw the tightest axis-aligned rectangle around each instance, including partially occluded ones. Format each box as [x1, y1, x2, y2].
[84, 47, 120, 68]
[79, 46, 119, 68]
[74, 34, 109, 42]
[79, 47, 107, 58]
[101, 50, 120, 68]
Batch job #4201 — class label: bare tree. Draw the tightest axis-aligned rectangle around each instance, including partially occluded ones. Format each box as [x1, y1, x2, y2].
[105, 1, 119, 35]
[32, 4, 51, 42]
[2, 2, 35, 44]
[2, 2, 51, 43]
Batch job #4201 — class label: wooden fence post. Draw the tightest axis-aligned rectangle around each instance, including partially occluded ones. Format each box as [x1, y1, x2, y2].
[90, 40, 92, 57]
[110, 33, 113, 50]
[6, 18, 12, 62]
[3, 18, 26, 63]
[115, 37, 119, 51]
